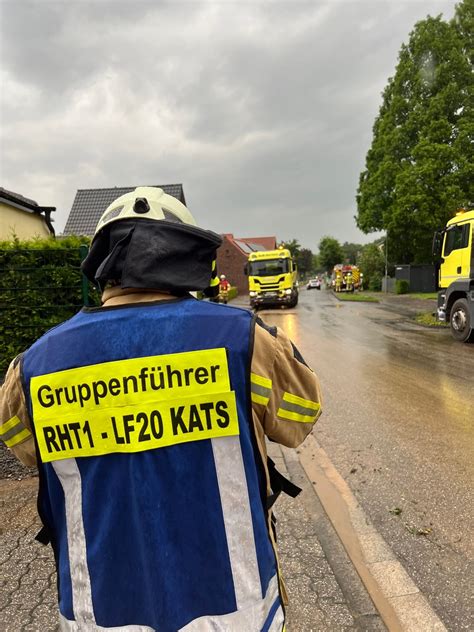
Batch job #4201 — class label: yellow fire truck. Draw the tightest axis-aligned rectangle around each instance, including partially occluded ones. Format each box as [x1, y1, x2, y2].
[247, 248, 298, 309]
[433, 206, 474, 342]
[332, 265, 361, 292]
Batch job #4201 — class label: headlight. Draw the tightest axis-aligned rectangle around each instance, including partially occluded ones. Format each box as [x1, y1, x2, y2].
[285, 289, 292, 295]
[249, 291, 257, 297]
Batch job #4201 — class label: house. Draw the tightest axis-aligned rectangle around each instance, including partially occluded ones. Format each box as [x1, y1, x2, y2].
[63, 184, 186, 236]
[217, 234, 277, 294]
[0, 187, 55, 240]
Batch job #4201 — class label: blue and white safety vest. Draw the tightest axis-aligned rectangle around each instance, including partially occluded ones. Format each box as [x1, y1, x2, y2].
[22, 297, 284, 632]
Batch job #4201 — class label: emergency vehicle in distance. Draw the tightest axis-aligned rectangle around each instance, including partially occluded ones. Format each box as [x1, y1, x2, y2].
[332, 264, 361, 292]
[246, 247, 298, 310]
[433, 206, 474, 342]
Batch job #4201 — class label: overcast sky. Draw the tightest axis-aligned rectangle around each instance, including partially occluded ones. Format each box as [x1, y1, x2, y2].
[0, 0, 457, 250]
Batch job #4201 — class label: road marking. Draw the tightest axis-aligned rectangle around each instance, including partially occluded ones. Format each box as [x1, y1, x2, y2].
[292, 435, 447, 632]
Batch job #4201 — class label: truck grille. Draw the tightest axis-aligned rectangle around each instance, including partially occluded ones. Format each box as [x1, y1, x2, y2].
[256, 277, 284, 292]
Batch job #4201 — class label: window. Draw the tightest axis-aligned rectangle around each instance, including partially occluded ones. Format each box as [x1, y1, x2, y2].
[444, 224, 470, 256]
[249, 258, 290, 277]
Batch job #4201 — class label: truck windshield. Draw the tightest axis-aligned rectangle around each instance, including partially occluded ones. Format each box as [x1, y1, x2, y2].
[249, 259, 290, 276]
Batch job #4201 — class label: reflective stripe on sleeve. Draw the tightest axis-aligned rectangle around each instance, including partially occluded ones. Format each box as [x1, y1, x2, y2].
[250, 372, 272, 406]
[0, 415, 32, 447]
[277, 392, 320, 423]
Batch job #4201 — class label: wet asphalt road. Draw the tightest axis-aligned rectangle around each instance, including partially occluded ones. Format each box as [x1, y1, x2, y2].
[258, 289, 474, 632]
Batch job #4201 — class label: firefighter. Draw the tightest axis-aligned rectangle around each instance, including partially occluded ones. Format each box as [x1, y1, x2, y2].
[219, 273, 230, 303]
[0, 186, 322, 632]
[335, 271, 342, 292]
[345, 271, 353, 292]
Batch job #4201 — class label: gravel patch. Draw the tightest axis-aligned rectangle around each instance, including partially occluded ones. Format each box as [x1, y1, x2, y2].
[0, 443, 36, 480]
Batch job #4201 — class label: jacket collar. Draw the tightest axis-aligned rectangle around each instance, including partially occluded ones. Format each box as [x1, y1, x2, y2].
[101, 287, 177, 307]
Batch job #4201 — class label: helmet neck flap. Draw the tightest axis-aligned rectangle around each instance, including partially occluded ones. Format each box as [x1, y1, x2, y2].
[82, 218, 222, 294]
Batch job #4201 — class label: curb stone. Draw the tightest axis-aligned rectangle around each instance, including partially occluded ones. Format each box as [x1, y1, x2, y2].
[297, 435, 447, 632]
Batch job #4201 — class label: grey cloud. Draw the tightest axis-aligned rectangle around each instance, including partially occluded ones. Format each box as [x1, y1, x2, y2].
[0, 0, 457, 249]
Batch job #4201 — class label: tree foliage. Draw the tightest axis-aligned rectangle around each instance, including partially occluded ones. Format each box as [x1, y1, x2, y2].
[357, 1, 474, 263]
[357, 242, 386, 291]
[341, 242, 363, 265]
[279, 238, 301, 258]
[296, 248, 314, 277]
[318, 236, 344, 271]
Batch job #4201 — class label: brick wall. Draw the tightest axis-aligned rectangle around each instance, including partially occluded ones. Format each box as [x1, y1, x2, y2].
[216, 235, 248, 295]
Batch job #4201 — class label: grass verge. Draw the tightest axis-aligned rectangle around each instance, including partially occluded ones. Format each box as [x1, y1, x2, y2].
[414, 312, 449, 328]
[406, 292, 438, 300]
[333, 292, 379, 303]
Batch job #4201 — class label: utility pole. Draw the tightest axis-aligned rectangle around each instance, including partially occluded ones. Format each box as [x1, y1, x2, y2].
[385, 233, 389, 293]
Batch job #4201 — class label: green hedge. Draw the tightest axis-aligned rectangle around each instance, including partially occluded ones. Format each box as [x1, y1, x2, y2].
[395, 279, 410, 295]
[0, 236, 99, 375]
[227, 286, 238, 301]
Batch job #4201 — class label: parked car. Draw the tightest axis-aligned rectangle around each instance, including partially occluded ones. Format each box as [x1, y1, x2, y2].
[307, 278, 321, 290]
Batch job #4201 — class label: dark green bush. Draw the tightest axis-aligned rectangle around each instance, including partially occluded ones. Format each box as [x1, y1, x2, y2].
[368, 273, 383, 292]
[395, 279, 410, 295]
[0, 236, 100, 375]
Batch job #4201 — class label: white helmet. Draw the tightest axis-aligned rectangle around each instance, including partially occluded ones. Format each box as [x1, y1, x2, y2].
[220, 274, 226, 280]
[82, 186, 222, 294]
[94, 187, 197, 236]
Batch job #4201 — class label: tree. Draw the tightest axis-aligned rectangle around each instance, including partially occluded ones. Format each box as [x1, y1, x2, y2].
[318, 236, 344, 271]
[312, 254, 322, 272]
[279, 239, 301, 258]
[356, 1, 474, 263]
[341, 242, 363, 265]
[357, 242, 386, 291]
[296, 248, 314, 277]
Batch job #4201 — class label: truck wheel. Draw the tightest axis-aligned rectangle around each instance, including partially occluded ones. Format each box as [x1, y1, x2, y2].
[289, 293, 298, 308]
[450, 298, 474, 343]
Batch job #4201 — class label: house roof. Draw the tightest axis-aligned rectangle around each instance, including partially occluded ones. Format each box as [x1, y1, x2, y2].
[0, 186, 56, 235]
[233, 239, 267, 255]
[240, 236, 277, 251]
[63, 184, 186, 236]
[221, 233, 276, 256]
[0, 187, 38, 208]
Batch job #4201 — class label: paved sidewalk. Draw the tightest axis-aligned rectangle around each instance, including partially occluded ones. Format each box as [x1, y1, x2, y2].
[0, 444, 378, 631]
[0, 477, 58, 632]
[270, 444, 359, 631]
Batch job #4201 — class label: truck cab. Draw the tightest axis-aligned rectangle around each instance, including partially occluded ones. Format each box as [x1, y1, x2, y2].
[247, 248, 298, 309]
[433, 208, 474, 342]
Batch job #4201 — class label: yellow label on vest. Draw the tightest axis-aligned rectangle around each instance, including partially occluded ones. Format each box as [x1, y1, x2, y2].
[31, 348, 239, 462]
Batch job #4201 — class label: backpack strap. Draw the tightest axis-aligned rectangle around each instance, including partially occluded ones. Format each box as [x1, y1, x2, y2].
[266, 456, 302, 510]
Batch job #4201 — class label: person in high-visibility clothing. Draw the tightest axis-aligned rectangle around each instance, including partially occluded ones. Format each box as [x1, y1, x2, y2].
[219, 273, 230, 304]
[345, 271, 353, 292]
[0, 187, 322, 631]
[335, 271, 342, 292]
